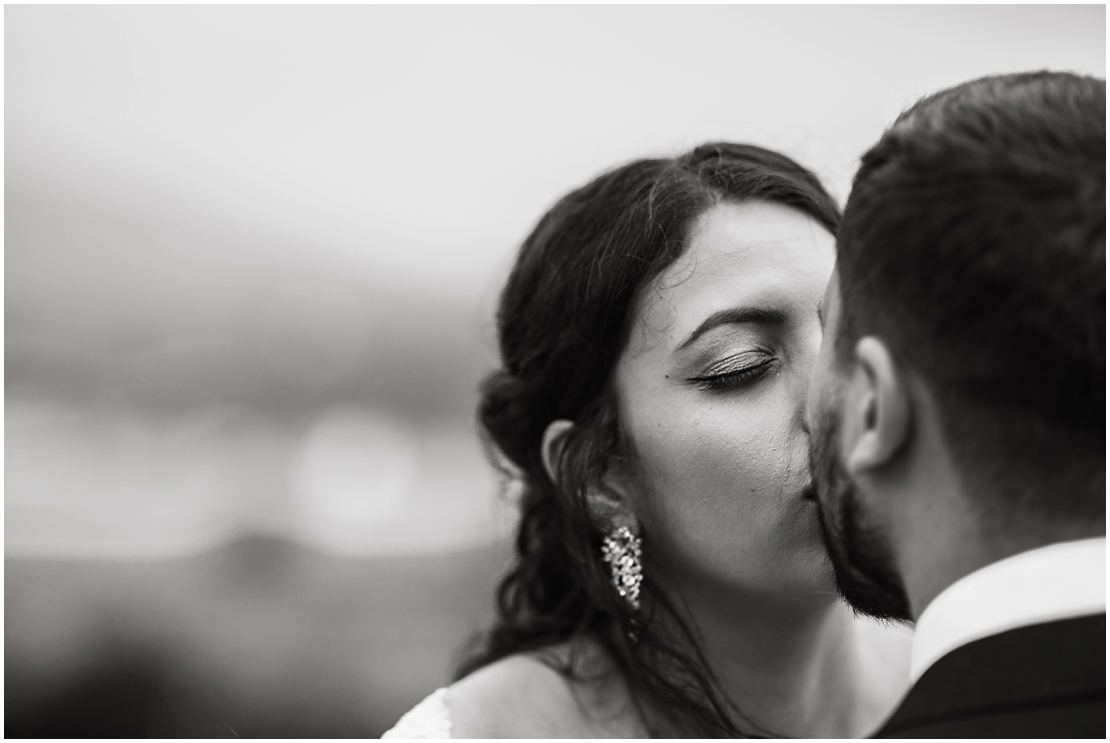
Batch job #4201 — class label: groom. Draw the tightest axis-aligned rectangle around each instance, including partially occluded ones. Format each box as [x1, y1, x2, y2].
[806, 71, 1105, 737]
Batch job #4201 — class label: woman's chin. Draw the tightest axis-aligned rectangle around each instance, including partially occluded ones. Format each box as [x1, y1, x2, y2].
[787, 500, 837, 583]
[781, 537, 840, 597]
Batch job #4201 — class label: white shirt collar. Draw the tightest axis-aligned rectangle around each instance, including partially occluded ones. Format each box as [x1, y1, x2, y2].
[910, 536, 1106, 683]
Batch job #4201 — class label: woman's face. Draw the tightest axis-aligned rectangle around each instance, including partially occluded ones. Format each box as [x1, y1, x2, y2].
[614, 200, 836, 599]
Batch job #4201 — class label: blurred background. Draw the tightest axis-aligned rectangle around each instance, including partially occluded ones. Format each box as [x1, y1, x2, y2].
[5, 5, 1105, 737]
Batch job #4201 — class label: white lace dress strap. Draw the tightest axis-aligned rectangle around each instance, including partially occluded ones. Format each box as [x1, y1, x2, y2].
[382, 687, 452, 739]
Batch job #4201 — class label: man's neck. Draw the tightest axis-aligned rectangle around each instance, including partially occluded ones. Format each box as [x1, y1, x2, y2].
[879, 379, 1106, 621]
[896, 508, 994, 621]
[894, 494, 1105, 621]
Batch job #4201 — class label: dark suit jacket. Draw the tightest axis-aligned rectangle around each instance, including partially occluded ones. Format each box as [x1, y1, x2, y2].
[876, 613, 1105, 738]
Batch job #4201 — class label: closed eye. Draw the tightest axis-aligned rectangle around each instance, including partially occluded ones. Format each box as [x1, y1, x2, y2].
[687, 358, 776, 392]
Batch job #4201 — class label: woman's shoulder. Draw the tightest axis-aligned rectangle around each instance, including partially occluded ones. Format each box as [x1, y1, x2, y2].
[446, 652, 581, 738]
[382, 687, 451, 739]
[445, 644, 646, 738]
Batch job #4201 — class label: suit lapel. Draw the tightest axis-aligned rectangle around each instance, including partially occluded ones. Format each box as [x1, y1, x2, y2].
[877, 613, 1105, 738]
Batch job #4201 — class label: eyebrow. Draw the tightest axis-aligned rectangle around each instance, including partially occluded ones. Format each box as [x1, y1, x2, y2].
[677, 306, 787, 351]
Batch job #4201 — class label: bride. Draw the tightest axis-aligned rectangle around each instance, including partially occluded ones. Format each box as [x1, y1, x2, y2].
[385, 143, 911, 738]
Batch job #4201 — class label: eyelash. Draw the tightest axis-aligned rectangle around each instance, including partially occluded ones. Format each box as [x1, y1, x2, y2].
[688, 358, 777, 392]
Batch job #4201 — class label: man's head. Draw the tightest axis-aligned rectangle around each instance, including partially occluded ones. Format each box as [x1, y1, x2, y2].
[808, 71, 1105, 620]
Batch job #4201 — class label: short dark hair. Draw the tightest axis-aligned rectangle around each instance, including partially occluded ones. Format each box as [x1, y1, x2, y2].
[836, 71, 1105, 525]
[465, 143, 839, 736]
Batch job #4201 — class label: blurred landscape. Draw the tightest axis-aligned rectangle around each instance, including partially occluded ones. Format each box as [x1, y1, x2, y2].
[7, 132, 514, 737]
[7, 80, 511, 733]
[6, 5, 1103, 738]
[7, 539, 510, 737]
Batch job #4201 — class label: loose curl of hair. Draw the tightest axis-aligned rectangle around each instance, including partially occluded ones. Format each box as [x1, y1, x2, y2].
[459, 142, 841, 737]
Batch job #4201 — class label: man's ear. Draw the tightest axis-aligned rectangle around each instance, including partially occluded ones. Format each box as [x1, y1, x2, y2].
[845, 336, 912, 476]
[540, 419, 638, 534]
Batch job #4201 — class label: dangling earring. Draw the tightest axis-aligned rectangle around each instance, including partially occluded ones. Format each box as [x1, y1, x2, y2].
[601, 525, 642, 609]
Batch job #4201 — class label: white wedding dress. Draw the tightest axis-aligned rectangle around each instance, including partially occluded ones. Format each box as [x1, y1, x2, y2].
[381, 688, 453, 739]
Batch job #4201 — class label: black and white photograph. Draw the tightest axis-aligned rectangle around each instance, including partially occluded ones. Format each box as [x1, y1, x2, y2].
[6, 5, 1105, 739]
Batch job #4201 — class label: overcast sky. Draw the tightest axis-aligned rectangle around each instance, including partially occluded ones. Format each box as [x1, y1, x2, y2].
[9, 5, 1105, 303]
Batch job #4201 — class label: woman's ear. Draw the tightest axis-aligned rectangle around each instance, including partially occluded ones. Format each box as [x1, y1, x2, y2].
[846, 336, 912, 475]
[540, 419, 575, 484]
[541, 419, 639, 534]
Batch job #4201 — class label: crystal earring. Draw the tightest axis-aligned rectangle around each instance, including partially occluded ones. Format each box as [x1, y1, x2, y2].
[601, 525, 642, 609]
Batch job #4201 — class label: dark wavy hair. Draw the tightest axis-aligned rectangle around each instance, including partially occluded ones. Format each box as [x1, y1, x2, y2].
[459, 142, 841, 736]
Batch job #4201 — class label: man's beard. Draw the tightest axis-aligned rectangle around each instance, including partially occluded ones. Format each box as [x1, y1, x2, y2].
[809, 407, 913, 622]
